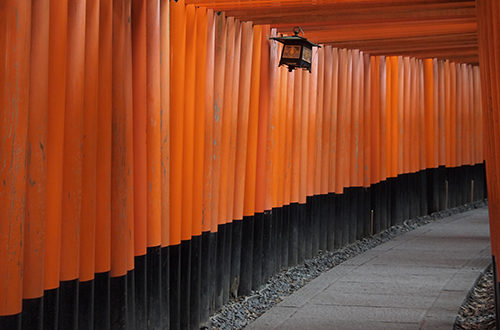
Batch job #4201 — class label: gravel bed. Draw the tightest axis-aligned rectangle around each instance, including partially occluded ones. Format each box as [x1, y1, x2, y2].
[207, 200, 487, 330]
[455, 264, 496, 330]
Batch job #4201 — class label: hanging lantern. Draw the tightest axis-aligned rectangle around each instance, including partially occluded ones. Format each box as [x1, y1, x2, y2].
[270, 27, 320, 73]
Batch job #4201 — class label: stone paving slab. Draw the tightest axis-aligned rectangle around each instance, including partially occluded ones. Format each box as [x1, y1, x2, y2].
[311, 291, 436, 309]
[275, 320, 422, 330]
[277, 304, 426, 324]
[247, 207, 491, 329]
[325, 279, 444, 296]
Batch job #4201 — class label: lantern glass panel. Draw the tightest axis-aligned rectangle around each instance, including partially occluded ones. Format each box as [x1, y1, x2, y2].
[302, 47, 312, 63]
[282, 44, 302, 59]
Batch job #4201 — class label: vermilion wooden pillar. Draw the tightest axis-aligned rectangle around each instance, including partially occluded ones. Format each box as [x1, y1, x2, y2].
[477, 0, 500, 321]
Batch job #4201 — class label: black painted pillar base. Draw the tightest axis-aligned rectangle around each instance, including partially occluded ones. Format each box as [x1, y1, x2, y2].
[110, 274, 128, 329]
[21, 297, 43, 330]
[223, 222, 233, 305]
[180, 240, 192, 329]
[169, 244, 181, 330]
[0, 314, 21, 330]
[273, 207, 283, 272]
[326, 194, 335, 251]
[262, 211, 273, 284]
[311, 197, 320, 255]
[190, 236, 201, 330]
[160, 246, 170, 330]
[134, 254, 147, 329]
[230, 220, 242, 299]
[147, 246, 162, 329]
[288, 203, 299, 266]
[429, 168, 440, 213]
[339, 191, 349, 247]
[208, 232, 217, 315]
[59, 279, 79, 330]
[317, 195, 326, 251]
[94, 272, 110, 330]
[199, 232, 211, 326]
[126, 270, 136, 328]
[43, 287, 59, 330]
[239, 216, 254, 297]
[282, 204, 290, 269]
[297, 204, 305, 264]
[215, 224, 225, 310]
[333, 194, 342, 249]
[493, 256, 500, 329]
[78, 280, 94, 330]
[252, 214, 264, 291]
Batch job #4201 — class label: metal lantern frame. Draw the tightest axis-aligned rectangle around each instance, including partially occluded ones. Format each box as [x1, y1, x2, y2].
[270, 27, 320, 73]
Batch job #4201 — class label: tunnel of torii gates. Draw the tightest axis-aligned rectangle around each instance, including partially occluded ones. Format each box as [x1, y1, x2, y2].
[2, 0, 500, 329]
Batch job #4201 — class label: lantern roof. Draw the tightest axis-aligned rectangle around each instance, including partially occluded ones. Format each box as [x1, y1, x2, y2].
[270, 35, 321, 48]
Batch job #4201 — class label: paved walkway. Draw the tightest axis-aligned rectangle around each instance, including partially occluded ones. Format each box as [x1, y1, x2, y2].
[247, 207, 491, 330]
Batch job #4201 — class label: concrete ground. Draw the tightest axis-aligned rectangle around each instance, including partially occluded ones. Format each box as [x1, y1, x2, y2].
[247, 207, 491, 330]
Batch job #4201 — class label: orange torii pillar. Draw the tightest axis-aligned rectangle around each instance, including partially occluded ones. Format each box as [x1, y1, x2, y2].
[22, 0, 48, 328]
[0, 2, 31, 329]
[95, 0, 113, 327]
[239, 24, 262, 296]
[477, 0, 500, 321]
